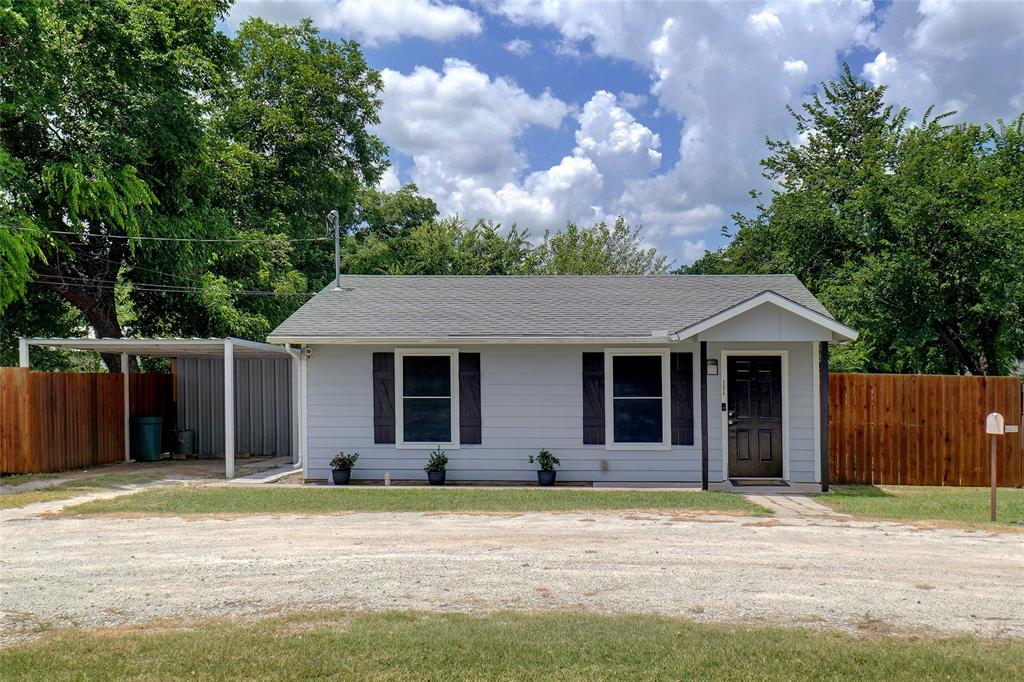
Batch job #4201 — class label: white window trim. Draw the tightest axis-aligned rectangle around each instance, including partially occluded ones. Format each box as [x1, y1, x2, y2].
[395, 348, 460, 450]
[604, 347, 671, 451]
[719, 350, 789, 480]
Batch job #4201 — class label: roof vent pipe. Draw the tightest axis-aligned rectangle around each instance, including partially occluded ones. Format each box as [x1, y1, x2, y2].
[327, 209, 341, 290]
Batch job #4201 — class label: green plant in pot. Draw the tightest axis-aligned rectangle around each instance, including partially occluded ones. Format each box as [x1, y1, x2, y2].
[529, 449, 560, 486]
[330, 452, 359, 485]
[424, 447, 448, 486]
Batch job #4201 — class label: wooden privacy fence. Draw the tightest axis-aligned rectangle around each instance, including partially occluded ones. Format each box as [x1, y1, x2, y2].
[0, 368, 175, 474]
[829, 373, 1023, 487]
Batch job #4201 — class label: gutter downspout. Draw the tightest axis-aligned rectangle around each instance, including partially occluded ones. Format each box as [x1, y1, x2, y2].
[283, 343, 306, 478]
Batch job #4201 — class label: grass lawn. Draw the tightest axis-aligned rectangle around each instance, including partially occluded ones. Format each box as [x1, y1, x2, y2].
[0, 472, 164, 510]
[3, 610, 1022, 681]
[818, 485, 1024, 527]
[63, 485, 767, 516]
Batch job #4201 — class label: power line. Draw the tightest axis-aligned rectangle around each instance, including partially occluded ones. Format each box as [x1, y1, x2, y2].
[9, 225, 333, 243]
[31, 273, 316, 298]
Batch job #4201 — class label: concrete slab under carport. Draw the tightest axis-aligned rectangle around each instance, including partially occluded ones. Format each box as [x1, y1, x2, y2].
[18, 337, 302, 479]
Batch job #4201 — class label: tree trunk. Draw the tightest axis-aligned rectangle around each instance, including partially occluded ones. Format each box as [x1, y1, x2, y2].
[39, 276, 129, 373]
[935, 322, 981, 375]
[35, 236, 140, 373]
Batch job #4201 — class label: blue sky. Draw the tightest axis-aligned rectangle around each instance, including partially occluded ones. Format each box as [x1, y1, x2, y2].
[228, 0, 1024, 266]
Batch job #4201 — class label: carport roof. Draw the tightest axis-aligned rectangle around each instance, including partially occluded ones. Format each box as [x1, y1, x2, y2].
[21, 337, 291, 358]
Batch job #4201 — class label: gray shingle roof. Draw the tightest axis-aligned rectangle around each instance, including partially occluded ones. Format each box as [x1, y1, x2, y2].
[268, 275, 833, 340]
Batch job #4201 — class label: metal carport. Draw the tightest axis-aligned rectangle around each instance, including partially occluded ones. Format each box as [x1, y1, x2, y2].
[17, 337, 303, 479]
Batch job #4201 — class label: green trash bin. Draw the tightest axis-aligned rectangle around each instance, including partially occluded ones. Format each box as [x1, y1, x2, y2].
[130, 416, 163, 462]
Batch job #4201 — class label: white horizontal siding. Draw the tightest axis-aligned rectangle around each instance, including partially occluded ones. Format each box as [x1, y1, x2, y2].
[305, 344, 702, 483]
[303, 340, 819, 484]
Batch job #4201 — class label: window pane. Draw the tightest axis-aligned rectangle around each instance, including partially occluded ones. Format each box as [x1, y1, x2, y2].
[613, 398, 662, 443]
[403, 398, 451, 442]
[612, 355, 662, 397]
[403, 356, 451, 396]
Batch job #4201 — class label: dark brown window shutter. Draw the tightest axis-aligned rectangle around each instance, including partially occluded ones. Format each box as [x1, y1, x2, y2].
[582, 352, 605, 444]
[372, 352, 395, 444]
[671, 352, 694, 446]
[459, 353, 481, 444]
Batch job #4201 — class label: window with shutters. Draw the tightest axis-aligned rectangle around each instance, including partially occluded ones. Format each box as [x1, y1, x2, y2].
[604, 349, 671, 449]
[395, 349, 460, 448]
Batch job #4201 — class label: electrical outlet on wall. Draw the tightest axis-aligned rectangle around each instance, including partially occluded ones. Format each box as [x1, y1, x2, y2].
[600, 459, 609, 471]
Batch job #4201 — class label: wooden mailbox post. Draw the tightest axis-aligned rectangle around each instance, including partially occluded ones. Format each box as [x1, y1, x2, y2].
[985, 412, 1004, 522]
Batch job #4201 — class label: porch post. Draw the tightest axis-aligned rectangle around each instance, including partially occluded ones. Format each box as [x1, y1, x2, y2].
[18, 338, 29, 368]
[224, 339, 235, 479]
[122, 352, 130, 462]
[700, 341, 709, 490]
[819, 341, 830, 492]
[290, 347, 302, 468]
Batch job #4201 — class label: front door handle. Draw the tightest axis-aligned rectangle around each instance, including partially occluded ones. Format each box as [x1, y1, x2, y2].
[728, 411, 736, 417]
[728, 419, 736, 426]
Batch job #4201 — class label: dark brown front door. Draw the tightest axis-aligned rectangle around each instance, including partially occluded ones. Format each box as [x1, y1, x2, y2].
[727, 356, 783, 478]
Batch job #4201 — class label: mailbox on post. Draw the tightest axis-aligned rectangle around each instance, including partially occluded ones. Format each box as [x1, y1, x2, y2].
[985, 412, 1005, 522]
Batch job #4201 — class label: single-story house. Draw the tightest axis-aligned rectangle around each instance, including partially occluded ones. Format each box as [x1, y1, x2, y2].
[268, 275, 858, 490]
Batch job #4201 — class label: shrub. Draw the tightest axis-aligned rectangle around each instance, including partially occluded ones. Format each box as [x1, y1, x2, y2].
[330, 452, 359, 471]
[528, 449, 560, 472]
[423, 447, 448, 472]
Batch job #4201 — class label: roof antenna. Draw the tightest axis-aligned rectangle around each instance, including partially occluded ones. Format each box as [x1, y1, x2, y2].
[327, 210, 341, 290]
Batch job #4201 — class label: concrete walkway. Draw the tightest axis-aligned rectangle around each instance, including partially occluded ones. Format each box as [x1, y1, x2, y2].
[225, 456, 298, 483]
[743, 494, 845, 518]
[0, 480, 183, 522]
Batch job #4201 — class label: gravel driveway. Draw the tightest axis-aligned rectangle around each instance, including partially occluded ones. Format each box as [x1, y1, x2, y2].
[2, 506, 1022, 642]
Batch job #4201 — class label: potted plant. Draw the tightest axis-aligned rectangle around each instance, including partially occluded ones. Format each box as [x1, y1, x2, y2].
[529, 449, 560, 486]
[424, 447, 448, 486]
[330, 452, 359, 485]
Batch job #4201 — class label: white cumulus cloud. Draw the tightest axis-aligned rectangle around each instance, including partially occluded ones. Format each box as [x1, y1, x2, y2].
[503, 38, 533, 56]
[783, 59, 808, 76]
[863, 0, 1024, 122]
[378, 66, 666, 231]
[378, 59, 570, 186]
[491, 0, 876, 248]
[228, 0, 482, 45]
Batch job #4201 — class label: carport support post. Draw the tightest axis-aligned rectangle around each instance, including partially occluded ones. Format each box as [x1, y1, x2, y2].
[819, 341, 830, 493]
[700, 341, 709, 491]
[122, 352, 130, 462]
[18, 338, 29, 368]
[224, 339, 235, 479]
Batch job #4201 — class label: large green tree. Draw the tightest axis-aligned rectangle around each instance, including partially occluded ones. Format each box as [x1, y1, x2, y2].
[340, 215, 670, 276]
[1, 3, 397, 363]
[1, 0, 231, 369]
[533, 217, 669, 275]
[130, 16, 391, 340]
[686, 68, 1023, 375]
